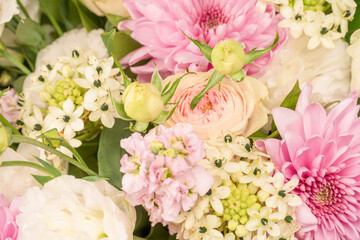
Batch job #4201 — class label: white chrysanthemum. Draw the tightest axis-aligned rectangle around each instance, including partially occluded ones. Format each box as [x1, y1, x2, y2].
[259, 35, 350, 111]
[17, 175, 136, 240]
[0, 144, 41, 201]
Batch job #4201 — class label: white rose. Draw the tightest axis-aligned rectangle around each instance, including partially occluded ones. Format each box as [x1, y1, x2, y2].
[17, 175, 136, 240]
[346, 29, 360, 92]
[79, 0, 130, 17]
[0, 0, 19, 37]
[259, 35, 351, 111]
[0, 143, 41, 201]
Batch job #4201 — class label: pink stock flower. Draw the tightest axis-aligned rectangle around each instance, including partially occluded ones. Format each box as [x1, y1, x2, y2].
[0, 194, 20, 240]
[257, 84, 360, 240]
[0, 89, 19, 126]
[120, 123, 214, 226]
[118, 0, 288, 81]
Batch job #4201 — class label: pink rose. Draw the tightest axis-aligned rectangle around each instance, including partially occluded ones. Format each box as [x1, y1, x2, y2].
[164, 70, 269, 139]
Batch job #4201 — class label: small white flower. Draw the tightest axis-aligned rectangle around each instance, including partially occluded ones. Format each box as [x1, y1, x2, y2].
[83, 97, 118, 128]
[246, 207, 282, 239]
[304, 11, 342, 49]
[75, 57, 120, 103]
[22, 105, 47, 138]
[269, 220, 300, 240]
[187, 215, 223, 240]
[46, 98, 84, 136]
[262, 172, 302, 215]
[240, 158, 274, 187]
[278, 0, 307, 38]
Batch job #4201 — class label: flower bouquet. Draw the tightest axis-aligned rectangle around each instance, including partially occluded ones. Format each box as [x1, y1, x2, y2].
[0, 0, 359, 239]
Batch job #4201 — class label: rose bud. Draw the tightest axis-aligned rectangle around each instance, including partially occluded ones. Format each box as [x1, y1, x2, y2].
[122, 82, 164, 122]
[211, 39, 246, 75]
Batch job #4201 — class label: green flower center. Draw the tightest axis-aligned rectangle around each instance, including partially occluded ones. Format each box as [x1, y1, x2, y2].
[215, 159, 222, 168]
[93, 80, 102, 88]
[261, 218, 268, 225]
[63, 115, 71, 122]
[199, 226, 207, 233]
[34, 124, 42, 131]
[100, 103, 109, 112]
[278, 190, 286, 198]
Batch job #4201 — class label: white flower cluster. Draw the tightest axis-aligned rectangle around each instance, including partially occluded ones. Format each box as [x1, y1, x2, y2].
[172, 134, 302, 240]
[18, 50, 123, 149]
[273, 0, 356, 49]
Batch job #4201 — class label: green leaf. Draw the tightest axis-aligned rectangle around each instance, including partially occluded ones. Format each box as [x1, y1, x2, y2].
[133, 206, 151, 237]
[151, 66, 162, 92]
[59, 0, 75, 30]
[230, 69, 246, 82]
[280, 81, 301, 110]
[114, 31, 142, 60]
[249, 130, 268, 140]
[37, 128, 62, 148]
[111, 53, 132, 88]
[101, 29, 116, 57]
[182, 31, 212, 62]
[244, 32, 279, 65]
[146, 223, 171, 240]
[98, 118, 133, 189]
[345, 0, 360, 43]
[190, 71, 226, 110]
[32, 175, 53, 186]
[131, 121, 149, 132]
[110, 92, 132, 120]
[153, 101, 179, 124]
[34, 156, 62, 177]
[106, 14, 127, 27]
[71, 0, 101, 31]
[82, 176, 109, 182]
[16, 19, 46, 46]
[161, 73, 190, 105]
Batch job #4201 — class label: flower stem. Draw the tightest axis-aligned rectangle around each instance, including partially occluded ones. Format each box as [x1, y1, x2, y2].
[16, 0, 31, 19]
[0, 160, 57, 177]
[2, 51, 31, 75]
[39, 0, 63, 36]
[11, 135, 98, 176]
[0, 113, 21, 135]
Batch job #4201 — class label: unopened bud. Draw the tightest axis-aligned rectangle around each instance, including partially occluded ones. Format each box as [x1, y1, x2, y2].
[211, 39, 246, 75]
[0, 71, 11, 86]
[235, 225, 248, 237]
[228, 219, 239, 231]
[62, 65, 74, 78]
[257, 190, 270, 203]
[40, 91, 52, 102]
[0, 123, 10, 163]
[123, 82, 164, 122]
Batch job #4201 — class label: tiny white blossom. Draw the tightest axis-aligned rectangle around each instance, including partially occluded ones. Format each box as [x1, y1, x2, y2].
[83, 97, 118, 128]
[246, 207, 282, 239]
[278, 0, 307, 38]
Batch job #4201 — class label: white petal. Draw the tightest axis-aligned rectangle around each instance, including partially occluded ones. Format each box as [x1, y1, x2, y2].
[213, 186, 231, 199]
[84, 89, 98, 103]
[70, 118, 84, 131]
[284, 178, 299, 192]
[62, 99, 75, 115]
[72, 106, 84, 118]
[185, 213, 195, 230]
[48, 106, 64, 118]
[290, 22, 303, 38]
[101, 113, 115, 128]
[210, 197, 223, 214]
[320, 37, 336, 49]
[266, 222, 280, 236]
[89, 111, 102, 122]
[286, 194, 303, 206]
[265, 196, 278, 208]
[74, 78, 92, 89]
[307, 36, 320, 49]
[245, 218, 258, 231]
[224, 162, 241, 173]
[1, 0, 19, 24]
[206, 215, 220, 228]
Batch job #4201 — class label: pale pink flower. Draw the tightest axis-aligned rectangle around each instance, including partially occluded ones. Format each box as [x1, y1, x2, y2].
[0, 89, 19, 126]
[120, 123, 214, 226]
[257, 84, 360, 240]
[118, 0, 288, 81]
[0, 194, 20, 240]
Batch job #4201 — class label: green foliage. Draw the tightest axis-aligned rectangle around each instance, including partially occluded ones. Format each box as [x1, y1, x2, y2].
[98, 118, 132, 189]
[244, 32, 279, 65]
[151, 67, 162, 92]
[32, 175, 53, 186]
[35, 156, 62, 177]
[16, 19, 46, 46]
[70, 0, 103, 31]
[345, 0, 360, 43]
[183, 31, 212, 62]
[190, 70, 225, 110]
[280, 81, 301, 110]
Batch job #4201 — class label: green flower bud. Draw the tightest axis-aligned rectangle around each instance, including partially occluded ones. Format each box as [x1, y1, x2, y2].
[228, 219, 239, 231]
[62, 65, 74, 78]
[245, 195, 258, 206]
[239, 215, 248, 225]
[75, 96, 84, 105]
[0, 123, 10, 162]
[240, 189, 250, 201]
[211, 39, 246, 75]
[122, 82, 164, 122]
[73, 88, 81, 97]
[150, 140, 165, 154]
[40, 91, 52, 102]
[235, 225, 248, 238]
[250, 203, 261, 211]
[257, 190, 270, 203]
[0, 71, 11, 86]
[247, 183, 259, 195]
[45, 84, 55, 94]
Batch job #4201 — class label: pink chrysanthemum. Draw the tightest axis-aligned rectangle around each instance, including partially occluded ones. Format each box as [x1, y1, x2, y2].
[0, 194, 20, 240]
[0, 89, 19, 126]
[120, 123, 213, 226]
[257, 84, 360, 240]
[118, 0, 288, 81]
